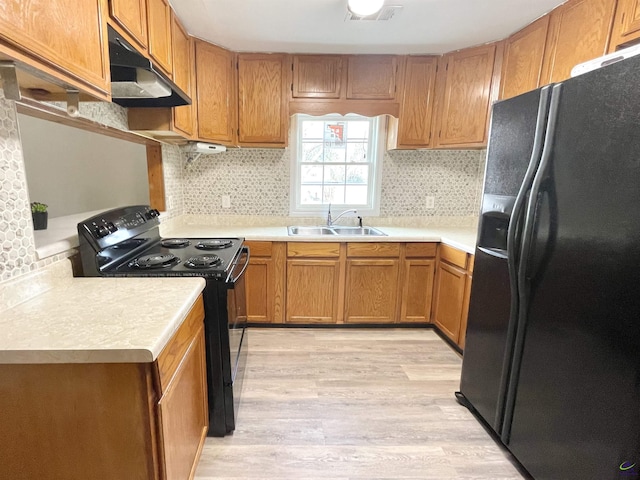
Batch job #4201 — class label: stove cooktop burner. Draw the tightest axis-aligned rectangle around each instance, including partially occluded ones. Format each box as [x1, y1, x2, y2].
[161, 238, 191, 248]
[184, 254, 223, 269]
[129, 253, 180, 269]
[196, 239, 233, 250]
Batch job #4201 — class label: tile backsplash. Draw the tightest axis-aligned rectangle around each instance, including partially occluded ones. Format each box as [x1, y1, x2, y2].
[181, 147, 486, 219]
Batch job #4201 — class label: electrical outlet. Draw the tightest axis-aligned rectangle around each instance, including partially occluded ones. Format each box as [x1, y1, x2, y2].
[425, 196, 435, 209]
[222, 195, 231, 209]
[167, 196, 174, 210]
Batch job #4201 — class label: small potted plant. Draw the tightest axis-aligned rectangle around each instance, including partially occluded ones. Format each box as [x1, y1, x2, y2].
[31, 202, 48, 230]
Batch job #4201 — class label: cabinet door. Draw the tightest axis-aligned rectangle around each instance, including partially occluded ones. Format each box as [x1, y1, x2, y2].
[158, 327, 208, 480]
[108, 0, 148, 50]
[344, 259, 400, 323]
[500, 16, 549, 100]
[346, 55, 398, 100]
[238, 54, 289, 146]
[390, 56, 437, 148]
[292, 55, 343, 99]
[195, 41, 236, 144]
[458, 270, 473, 350]
[399, 258, 435, 323]
[286, 259, 342, 323]
[0, 0, 110, 100]
[244, 242, 285, 324]
[146, 0, 172, 77]
[608, 0, 640, 51]
[433, 44, 497, 147]
[541, 0, 616, 83]
[171, 13, 195, 138]
[432, 261, 467, 343]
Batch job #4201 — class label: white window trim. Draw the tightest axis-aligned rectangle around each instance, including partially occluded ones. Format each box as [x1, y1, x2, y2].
[289, 114, 384, 217]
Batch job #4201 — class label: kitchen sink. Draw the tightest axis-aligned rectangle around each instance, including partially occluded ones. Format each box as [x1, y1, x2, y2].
[330, 226, 386, 236]
[287, 226, 335, 235]
[287, 226, 387, 236]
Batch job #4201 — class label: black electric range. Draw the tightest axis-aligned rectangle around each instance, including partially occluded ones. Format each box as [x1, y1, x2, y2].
[77, 205, 249, 436]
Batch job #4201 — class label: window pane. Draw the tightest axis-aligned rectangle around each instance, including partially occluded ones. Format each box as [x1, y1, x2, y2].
[324, 122, 345, 144]
[346, 142, 368, 163]
[345, 185, 368, 205]
[324, 143, 347, 163]
[323, 185, 346, 204]
[324, 165, 345, 184]
[346, 165, 368, 185]
[346, 121, 369, 140]
[301, 186, 323, 204]
[301, 165, 323, 184]
[302, 121, 325, 139]
[302, 143, 324, 163]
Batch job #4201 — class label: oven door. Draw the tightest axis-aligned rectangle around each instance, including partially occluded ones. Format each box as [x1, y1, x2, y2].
[227, 246, 249, 381]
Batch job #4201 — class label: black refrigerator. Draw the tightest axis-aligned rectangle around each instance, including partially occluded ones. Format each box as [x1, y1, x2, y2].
[457, 54, 640, 480]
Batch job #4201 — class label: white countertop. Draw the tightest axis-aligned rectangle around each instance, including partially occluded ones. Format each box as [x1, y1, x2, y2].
[160, 224, 479, 254]
[0, 277, 206, 364]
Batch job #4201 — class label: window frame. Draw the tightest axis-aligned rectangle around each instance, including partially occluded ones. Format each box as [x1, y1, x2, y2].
[289, 113, 384, 217]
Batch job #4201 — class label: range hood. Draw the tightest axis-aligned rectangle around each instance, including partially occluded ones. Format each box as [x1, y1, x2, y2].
[108, 25, 190, 108]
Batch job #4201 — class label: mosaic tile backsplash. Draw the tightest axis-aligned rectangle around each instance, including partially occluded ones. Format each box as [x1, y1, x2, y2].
[181, 147, 486, 219]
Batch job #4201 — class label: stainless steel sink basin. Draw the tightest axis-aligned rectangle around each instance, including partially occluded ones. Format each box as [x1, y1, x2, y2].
[287, 226, 387, 236]
[287, 226, 335, 235]
[330, 226, 387, 236]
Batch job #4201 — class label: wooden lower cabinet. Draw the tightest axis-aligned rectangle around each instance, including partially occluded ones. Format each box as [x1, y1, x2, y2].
[0, 297, 207, 480]
[244, 241, 285, 323]
[432, 247, 474, 349]
[458, 256, 474, 350]
[344, 258, 400, 323]
[287, 258, 343, 323]
[400, 258, 436, 322]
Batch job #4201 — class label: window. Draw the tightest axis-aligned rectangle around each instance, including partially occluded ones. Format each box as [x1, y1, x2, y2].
[290, 114, 383, 216]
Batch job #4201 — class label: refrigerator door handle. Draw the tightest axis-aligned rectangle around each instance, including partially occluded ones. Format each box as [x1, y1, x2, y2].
[501, 83, 563, 444]
[494, 85, 554, 432]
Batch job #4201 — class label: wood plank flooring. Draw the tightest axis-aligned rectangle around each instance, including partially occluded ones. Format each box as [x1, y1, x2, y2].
[194, 328, 528, 480]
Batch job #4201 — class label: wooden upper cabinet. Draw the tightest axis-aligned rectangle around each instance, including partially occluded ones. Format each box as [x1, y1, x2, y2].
[388, 55, 438, 149]
[108, 0, 148, 51]
[346, 55, 398, 100]
[171, 13, 195, 138]
[195, 40, 236, 144]
[237, 53, 289, 146]
[500, 16, 550, 100]
[433, 43, 498, 148]
[608, 0, 640, 51]
[0, 0, 110, 100]
[541, 0, 617, 84]
[146, 0, 172, 77]
[292, 55, 343, 99]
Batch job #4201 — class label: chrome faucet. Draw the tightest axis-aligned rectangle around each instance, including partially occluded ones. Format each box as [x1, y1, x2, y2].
[326, 203, 357, 226]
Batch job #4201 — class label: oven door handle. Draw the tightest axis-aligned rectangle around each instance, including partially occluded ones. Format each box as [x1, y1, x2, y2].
[226, 246, 250, 284]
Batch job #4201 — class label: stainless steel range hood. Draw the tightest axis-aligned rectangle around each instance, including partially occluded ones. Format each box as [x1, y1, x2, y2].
[108, 25, 190, 108]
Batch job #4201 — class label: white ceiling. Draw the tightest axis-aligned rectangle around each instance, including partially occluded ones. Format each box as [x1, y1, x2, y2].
[169, 0, 566, 55]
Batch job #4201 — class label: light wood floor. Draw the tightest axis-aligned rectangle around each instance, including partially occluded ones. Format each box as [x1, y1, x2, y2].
[194, 328, 528, 480]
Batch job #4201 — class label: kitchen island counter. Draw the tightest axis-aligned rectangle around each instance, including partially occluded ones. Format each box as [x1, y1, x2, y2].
[0, 275, 206, 364]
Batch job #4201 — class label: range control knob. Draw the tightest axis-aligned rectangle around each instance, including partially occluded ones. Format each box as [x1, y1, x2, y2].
[146, 209, 160, 219]
[95, 224, 110, 238]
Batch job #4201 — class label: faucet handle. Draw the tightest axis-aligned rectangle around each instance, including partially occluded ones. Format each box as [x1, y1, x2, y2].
[357, 216, 363, 228]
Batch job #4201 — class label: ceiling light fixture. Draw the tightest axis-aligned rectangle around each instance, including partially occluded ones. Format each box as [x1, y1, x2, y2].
[347, 0, 384, 17]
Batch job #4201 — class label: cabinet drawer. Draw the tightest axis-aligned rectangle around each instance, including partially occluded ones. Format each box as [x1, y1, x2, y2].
[439, 244, 468, 269]
[245, 241, 272, 257]
[405, 242, 437, 258]
[156, 296, 205, 393]
[288, 242, 341, 257]
[347, 242, 400, 257]
[468, 254, 475, 274]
